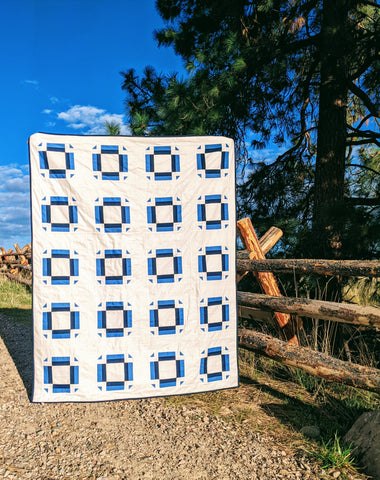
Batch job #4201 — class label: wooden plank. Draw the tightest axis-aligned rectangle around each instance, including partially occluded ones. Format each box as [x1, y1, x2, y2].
[237, 218, 299, 345]
[238, 291, 380, 328]
[237, 254, 380, 277]
[238, 329, 380, 394]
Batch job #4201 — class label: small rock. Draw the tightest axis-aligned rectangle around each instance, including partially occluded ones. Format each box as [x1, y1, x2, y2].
[345, 410, 380, 480]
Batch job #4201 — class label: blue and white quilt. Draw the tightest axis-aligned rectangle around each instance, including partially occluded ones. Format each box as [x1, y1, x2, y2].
[29, 133, 238, 402]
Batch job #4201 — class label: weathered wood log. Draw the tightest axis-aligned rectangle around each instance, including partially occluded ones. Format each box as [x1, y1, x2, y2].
[20, 243, 31, 254]
[237, 218, 299, 345]
[6, 263, 32, 271]
[238, 329, 380, 393]
[1, 248, 19, 274]
[237, 226, 283, 284]
[259, 226, 283, 255]
[0, 247, 13, 262]
[238, 291, 380, 328]
[0, 251, 31, 258]
[14, 243, 29, 266]
[237, 254, 380, 277]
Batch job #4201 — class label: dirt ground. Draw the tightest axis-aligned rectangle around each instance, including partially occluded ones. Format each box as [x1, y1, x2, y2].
[0, 313, 367, 480]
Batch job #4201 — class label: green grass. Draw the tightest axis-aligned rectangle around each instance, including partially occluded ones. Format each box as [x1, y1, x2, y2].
[304, 434, 357, 478]
[0, 277, 32, 326]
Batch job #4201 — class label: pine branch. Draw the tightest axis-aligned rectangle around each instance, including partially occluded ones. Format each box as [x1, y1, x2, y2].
[347, 138, 380, 147]
[347, 114, 373, 133]
[347, 163, 380, 176]
[347, 130, 380, 139]
[358, 0, 380, 8]
[349, 51, 379, 81]
[349, 81, 380, 118]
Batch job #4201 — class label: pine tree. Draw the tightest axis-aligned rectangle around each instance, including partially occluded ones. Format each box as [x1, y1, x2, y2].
[121, 0, 380, 258]
[104, 120, 121, 135]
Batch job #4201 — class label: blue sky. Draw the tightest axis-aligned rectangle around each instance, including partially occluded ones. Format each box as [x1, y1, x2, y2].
[0, 0, 185, 248]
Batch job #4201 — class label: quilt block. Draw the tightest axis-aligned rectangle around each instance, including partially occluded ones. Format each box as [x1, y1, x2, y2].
[29, 133, 238, 402]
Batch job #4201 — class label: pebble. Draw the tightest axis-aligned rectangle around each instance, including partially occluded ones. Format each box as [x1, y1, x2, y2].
[0, 313, 358, 480]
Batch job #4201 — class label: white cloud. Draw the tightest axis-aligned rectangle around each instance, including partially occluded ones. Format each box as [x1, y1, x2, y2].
[43, 109, 52, 114]
[50, 96, 60, 104]
[0, 166, 31, 248]
[3, 176, 29, 192]
[22, 79, 39, 89]
[57, 105, 131, 135]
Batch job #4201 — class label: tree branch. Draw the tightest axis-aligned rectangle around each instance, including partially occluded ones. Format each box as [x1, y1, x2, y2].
[350, 114, 373, 132]
[349, 82, 380, 118]
[347, 138, 380, 147]
[347, 130, 380, 139]
[345, 197, 380, 206]
[347, 163, 380, 176]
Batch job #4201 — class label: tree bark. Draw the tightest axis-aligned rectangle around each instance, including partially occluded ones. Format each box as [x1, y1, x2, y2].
[238, 329, 380, 393]
[236, 254, 380, 277]
[258, 227, 283, 255]
[313, 0, 350, 258]
[237, 291, 380, 328]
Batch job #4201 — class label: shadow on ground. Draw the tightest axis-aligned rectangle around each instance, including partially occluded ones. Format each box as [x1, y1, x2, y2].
[0, 308, 375, 439]
[0, 309, 33, 399]
[239, 373, 373, 439]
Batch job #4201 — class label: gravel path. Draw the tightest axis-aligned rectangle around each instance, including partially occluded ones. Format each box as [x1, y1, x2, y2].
[0, 313, 323, 479]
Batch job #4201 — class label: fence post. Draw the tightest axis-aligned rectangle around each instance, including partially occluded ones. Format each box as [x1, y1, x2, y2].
[237, 218, 299, 345]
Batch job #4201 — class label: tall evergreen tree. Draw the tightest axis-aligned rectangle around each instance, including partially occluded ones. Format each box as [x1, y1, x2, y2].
[121, 0, 380, 258]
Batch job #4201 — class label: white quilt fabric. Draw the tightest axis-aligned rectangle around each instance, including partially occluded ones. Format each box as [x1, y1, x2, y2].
[29, 133, 238, 402]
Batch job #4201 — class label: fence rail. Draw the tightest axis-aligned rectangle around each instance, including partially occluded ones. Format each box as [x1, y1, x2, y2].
[237, 291, 380, 328]
[238, 329, 380, 394]
[237, 254, 380, 277]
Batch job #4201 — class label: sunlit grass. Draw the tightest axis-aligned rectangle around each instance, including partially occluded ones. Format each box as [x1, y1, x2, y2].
[303, 433, 358, 478]
[0, 277, 32, 326]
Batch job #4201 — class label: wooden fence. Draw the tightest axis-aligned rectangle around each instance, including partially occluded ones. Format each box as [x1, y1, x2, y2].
[237, 218, 380, 394]
[0, 244, 32, 286]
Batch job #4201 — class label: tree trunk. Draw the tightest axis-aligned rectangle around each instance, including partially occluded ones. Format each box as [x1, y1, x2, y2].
[313, 0, 350, 258]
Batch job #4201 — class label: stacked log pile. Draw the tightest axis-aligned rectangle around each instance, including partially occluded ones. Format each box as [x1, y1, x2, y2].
[0, 244, 32, 286]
